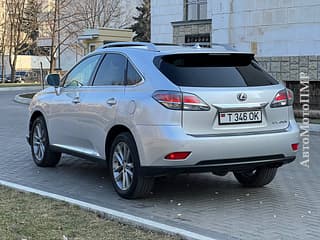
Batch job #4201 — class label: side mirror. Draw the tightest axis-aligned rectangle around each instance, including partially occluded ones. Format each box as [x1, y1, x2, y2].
[46, 74, 60, 87]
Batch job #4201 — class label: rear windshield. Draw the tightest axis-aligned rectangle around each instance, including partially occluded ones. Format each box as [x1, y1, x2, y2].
[154, 54, 278, 87]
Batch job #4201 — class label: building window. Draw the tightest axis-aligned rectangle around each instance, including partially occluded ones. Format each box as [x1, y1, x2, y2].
[185, 33, 211, 47]
[185, 0, 207, 21]
[89, 44, 96, 52]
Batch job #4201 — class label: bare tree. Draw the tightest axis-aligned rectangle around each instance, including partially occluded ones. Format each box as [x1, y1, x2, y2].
[72, 0, 131, 29]
[41, 0, 85, 72]
[6, 0, 26, 81]
[3, 0, 136, 76]
[5, 0, 42, 80]
[0, 1, 8, 81]
[41, 0, 133, 72]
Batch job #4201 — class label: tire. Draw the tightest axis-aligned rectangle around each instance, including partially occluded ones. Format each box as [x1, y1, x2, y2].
[233, 167, 278, 187]
[30, 116, 61, 167]
[109, 132, 154, 199]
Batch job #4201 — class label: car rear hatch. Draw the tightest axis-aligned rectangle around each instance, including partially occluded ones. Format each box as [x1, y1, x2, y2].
[154, 53, 291, 136]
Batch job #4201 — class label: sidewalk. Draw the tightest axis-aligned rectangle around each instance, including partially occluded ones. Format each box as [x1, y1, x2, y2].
[0, 86, 42, 92]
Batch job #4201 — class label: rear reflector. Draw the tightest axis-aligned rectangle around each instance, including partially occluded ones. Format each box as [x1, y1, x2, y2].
[165, 152, 191, 160]
[291, 143, 299, 151]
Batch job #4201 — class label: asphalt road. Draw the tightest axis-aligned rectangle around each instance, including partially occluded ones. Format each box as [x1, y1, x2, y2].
[0, 90, 319, 240]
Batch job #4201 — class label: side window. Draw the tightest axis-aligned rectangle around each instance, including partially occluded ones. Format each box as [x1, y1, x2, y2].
[93, 54, 126, 86]
[126, 61, 142, 85]
[64, 55, 101, 87]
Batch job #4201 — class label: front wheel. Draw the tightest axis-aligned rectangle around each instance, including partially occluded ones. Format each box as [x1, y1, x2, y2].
[109, 132, 154, 199]
[233, 167, 278, 187]
[30, 116, 61, 167]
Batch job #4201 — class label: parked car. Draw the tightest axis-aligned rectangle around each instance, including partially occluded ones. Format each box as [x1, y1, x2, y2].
[0, 75, 6, 83]
[16, 71, 27, 82]
[6, 74, 23, 83]
[27, 42, 300, 199]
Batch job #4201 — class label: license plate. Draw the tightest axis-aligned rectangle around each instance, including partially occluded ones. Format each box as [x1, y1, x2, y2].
[219, 110, 262, 125]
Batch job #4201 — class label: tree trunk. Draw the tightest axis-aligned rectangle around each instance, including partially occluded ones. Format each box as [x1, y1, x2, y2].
[1, 52, 5, 83]
[49, 38, 56, 73]
[10, 53, 18, 83]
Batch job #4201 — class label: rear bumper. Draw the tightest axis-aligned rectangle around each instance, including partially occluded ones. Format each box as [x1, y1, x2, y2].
[134, 120, 300, 169]
[140, 155, 295, 176]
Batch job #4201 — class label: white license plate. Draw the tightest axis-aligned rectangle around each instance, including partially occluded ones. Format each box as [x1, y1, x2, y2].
[219, 110, 262, 125]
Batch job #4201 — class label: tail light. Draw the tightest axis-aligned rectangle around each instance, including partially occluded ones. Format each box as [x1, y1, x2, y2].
[270, 89, 294, 108]
[153, 90, 210, 111]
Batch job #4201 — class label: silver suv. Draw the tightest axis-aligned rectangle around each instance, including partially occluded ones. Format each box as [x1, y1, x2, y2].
[27, 42, 300, 199]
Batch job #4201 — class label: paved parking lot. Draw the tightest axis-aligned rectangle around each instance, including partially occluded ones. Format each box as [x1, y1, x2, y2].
[0, 90, 319, 240]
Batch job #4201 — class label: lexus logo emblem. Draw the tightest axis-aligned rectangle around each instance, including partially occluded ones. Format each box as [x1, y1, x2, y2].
[237, 93, 247, 101]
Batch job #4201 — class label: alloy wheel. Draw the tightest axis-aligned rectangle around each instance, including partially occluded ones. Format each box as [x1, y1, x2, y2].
[32, 122, 46, 161]
[112, 142, 134, 191]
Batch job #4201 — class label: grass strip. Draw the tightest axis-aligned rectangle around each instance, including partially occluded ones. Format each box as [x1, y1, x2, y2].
[0, 186, 179, 240]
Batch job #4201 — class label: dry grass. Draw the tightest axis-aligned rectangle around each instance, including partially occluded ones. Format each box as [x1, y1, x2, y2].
[0, 186, 179, 240]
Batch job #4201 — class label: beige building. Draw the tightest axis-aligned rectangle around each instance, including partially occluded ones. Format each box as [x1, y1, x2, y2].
[78, 28, 133, 54]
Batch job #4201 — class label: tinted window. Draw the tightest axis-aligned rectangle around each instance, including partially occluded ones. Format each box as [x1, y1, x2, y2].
[93, 54, 126, 86]
[154, 54, 278, 87]
[126, 61, 142, 85]
[64, 55, 101, 87]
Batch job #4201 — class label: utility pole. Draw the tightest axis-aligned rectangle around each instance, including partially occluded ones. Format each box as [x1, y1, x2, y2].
[55, 0, 61, 71]
[57, 0, 61, 71]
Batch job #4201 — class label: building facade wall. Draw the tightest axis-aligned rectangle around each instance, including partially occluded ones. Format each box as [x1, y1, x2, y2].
[151, 0, 184, 43]
[212, 0, 320, 57]
[151, 0, 320, 58]
[256, 56, 320, 82]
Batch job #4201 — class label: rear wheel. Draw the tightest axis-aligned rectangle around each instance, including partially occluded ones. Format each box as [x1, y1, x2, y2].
[233, 167, 277, 187]
[30, 116, 61, 167]
[109, 132, 154, 199]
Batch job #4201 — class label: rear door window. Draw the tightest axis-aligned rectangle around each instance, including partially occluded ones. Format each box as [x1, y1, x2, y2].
[154, 54, 278, 87]
[93, 53, 127, 86]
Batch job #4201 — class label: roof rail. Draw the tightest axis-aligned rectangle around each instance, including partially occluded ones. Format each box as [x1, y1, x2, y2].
[182, 43, 236, 51]
[153, 43, 180, 46]
[212, 43, 236, 51]
[99, 42, 158, 51]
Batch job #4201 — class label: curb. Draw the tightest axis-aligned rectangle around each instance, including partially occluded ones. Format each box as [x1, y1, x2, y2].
[14, 93, 33, 105]
[0, 179, 218, 240]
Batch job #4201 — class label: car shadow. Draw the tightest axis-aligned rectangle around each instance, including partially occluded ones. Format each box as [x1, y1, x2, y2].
[39, 155, 285, 206]
[148, 173, 283, 202]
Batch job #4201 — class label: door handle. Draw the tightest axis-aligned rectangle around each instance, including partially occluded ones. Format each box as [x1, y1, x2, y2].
[106, 98, 117, 106]
[72, 96, 80, 104]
